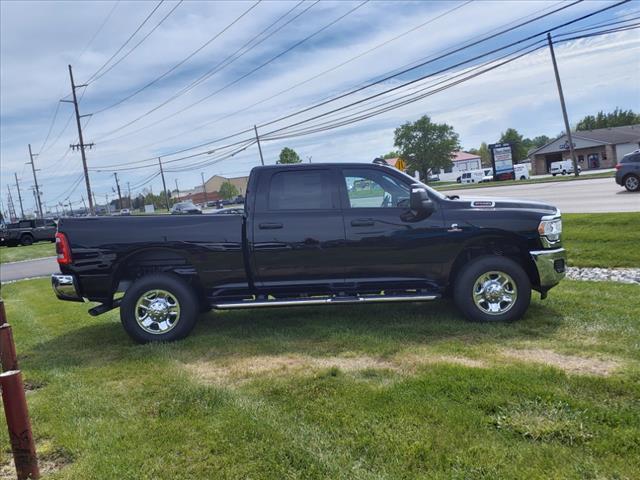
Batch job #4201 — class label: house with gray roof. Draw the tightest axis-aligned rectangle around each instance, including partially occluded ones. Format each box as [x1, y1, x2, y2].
[528, 125, 640, 175]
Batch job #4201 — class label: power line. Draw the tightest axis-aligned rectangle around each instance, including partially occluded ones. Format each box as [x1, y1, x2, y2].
[99, 0, 559, 162]
[90, 0, 579, 158]
[88, 0, 183, 84]
[93, 0, 312, 124]
[74, 0, 631, 176]
[97, 14, 635, 174]
[91, 0, 261, 114]
[77, 1, 121, 61]
[93, 0, 368, 142]
[85, 1, 166, 84]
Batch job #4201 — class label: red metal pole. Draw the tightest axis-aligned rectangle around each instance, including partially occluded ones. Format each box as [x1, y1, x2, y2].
[0, 324, 18, 372]
[0, 298, 7, 326]
[0, 370, 40, 479]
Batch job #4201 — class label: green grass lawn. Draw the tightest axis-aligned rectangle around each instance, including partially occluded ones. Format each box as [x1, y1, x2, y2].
[1, 278, 639, 479]
[433, 171, 614, 192]
[0, 242, 55, 264]
[563, 212, 640, 268]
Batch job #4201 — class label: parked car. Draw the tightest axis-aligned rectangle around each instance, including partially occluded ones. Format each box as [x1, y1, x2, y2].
[52, 162, 566, 343]
[170, 202, 202, 215]
[213, 207, 244, 215]
[481, 168, 494, 182]
[234, 195, 245, 204]
[514, 164, 530, 180]
[120, 209, 131, 216]
[1, 218, 57, 246]
[615, 149, 640, 192]
[550, 160, 580, 176]
[460, 170, 485, 184]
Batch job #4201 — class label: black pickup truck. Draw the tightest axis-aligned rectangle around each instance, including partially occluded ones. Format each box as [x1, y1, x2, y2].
[52, 163, 566, 343]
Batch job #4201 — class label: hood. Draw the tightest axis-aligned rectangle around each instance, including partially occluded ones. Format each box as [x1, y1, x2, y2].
[452, 194, 558, 216]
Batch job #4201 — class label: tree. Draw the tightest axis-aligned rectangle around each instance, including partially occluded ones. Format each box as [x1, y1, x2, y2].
[576, 108, 640, 130]
[499, 128, 528, 163]
[393, 115, 459, 181]
[219, 181, 239, 200]
[277, 147, 302, 164]
[477, 142, 491, 167]
[381, 151, 400, 159]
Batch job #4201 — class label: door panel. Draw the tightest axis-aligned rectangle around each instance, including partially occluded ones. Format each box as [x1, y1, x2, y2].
[251, 168, 346, 290]
[340, 168, 447, 290]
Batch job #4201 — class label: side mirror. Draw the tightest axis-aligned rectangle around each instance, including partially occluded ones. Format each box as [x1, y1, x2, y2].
[410, 186, 435, 216]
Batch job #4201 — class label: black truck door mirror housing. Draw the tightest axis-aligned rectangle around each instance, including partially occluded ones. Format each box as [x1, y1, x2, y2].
[410, 186, 435, 216]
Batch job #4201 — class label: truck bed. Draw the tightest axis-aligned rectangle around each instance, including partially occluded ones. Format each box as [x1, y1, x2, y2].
[57, 214, 247, 301]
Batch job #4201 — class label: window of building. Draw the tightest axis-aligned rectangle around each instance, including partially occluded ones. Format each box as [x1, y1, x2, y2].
[268, 170, 335, 210]
[578, 155, 584, 163]
[342, 168, 410, 208]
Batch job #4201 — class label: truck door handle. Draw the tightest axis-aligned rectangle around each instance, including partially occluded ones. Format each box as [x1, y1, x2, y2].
[351, 219, 374, 227]
[259, 222, 283, 230]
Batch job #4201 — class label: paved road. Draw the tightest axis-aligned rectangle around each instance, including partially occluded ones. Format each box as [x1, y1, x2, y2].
[0, 256, 59, 283]
[444, 177, 640, 213]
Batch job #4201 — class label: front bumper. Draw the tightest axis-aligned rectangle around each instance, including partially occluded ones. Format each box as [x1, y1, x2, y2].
[51, 274, 84, 302]
[530, 248, 566, 289]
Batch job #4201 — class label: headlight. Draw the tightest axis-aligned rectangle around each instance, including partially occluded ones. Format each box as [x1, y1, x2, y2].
[538, 217, 562, 243]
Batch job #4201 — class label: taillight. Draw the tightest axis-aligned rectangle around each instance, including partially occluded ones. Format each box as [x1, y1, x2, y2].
[55, 232, 72, 265]
[615, 164, 623, 170]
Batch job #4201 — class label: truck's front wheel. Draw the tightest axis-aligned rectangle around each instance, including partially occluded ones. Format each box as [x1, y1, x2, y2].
[453, 256, 531, 323]
[120, 273, 199, 343]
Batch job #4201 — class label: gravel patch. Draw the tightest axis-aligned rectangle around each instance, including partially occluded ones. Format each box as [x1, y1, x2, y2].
[566, 267, 640, 284]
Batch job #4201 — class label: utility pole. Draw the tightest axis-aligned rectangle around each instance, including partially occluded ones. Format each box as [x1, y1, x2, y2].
[158, 158, 170, 211]
[547, 33, 578, 177]
[127, 182, 131, 209]
[307, 156, 312, 164]
[174, 179, 180, 200]
[6, 186, 16, 221]
[113, 173, 123, 210]
[201, 172, 208, 205]
[105, 194, 111, 215]
[92, 192, 98, 212]
[14, 173, 24, 219]
[81, 195, 87, 212]
[27, 144, 44, 218]
[254, 125, 265, 166]
[62, 64, 95, 213]
[68, 199, 73, 216]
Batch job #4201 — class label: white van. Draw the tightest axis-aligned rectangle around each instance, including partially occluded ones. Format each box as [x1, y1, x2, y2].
[514, 164, 530, 180]
[550, 160, 581, 176]
[460, 170, 485, 184]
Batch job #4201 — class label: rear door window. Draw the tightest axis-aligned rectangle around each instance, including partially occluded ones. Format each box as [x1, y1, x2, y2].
[268, 170, 336, 210]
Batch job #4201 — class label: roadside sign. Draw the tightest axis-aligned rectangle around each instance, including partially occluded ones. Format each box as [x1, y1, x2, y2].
[395, 158, 406, 171]
[489, 143, 515, 180]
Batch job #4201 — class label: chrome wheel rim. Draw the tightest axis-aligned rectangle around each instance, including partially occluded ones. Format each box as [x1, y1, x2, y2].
[625, 176, 639, 190]
[473, 271, 518, 315]
[135, 289, 181, 334]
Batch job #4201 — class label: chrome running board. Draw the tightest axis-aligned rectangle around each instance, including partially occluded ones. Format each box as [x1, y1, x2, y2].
[212, 293, 439, 310]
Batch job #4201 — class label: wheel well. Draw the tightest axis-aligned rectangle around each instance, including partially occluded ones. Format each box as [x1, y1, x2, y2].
[113, 249, 205, 302]
[20, 233, 34, 239]
[623, 172, 639, 181]
[447, 240, 539, 294]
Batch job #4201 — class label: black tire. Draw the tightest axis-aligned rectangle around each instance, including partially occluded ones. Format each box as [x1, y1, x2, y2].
[520, 176, 526, 180]
[120, 273, 199, 343]
[552, 173, 556, 177]
[453, 255, 531, 323]
[562, 170, 567, 175]
[20, 234, 34, 246]
[623, 174, 640, 192]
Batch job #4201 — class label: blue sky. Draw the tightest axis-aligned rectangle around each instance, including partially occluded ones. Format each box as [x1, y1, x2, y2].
[1, 0, 639, 215]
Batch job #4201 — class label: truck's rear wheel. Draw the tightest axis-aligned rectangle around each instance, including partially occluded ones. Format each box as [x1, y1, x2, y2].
[120, 273, 199, 343]
[20, 234, 34, 246]
[453, 255, 530, 323]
